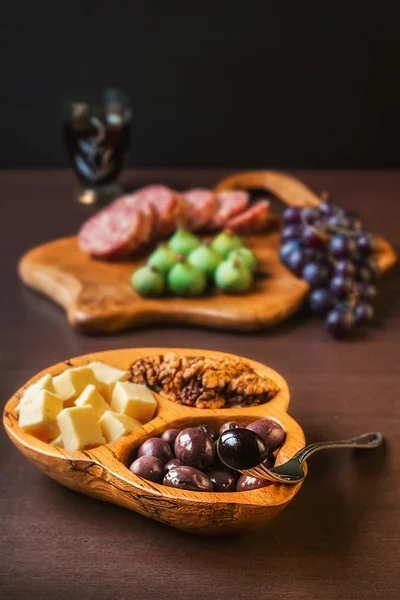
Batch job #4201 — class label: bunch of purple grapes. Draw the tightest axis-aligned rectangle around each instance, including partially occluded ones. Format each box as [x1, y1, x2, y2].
[279, 198, 378, 338]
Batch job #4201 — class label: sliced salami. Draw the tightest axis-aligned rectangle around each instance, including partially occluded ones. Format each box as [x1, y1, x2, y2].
[225, 200, 270, 234]
[121, 194, 156, 244]
[132, 185, 182, 237]
[78, 185, 267, 261]
[78, 199, 146, 260]
[205, 190, 249, 231]
[182, 189, 216, 231]
[174, 193, 192, 230]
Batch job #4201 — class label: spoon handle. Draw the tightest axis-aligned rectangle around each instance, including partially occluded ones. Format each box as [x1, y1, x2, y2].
[293, 432, 383, 464]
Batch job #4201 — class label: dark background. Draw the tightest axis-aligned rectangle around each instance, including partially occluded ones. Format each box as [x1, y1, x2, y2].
[1, 0, 400, 169]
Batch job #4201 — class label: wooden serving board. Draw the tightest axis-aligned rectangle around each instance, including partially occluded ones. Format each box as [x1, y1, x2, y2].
[18, 171, 397, 334]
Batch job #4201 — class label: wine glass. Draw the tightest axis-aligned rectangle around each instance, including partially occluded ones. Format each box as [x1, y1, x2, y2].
[64, 89, 131, 204]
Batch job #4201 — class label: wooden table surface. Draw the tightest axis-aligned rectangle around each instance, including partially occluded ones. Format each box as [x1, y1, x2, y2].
[1, 170, 399, 600]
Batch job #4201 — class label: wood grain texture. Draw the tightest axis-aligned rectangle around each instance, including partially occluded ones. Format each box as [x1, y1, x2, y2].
[17, 171, 397, 334]
[18, 231, 309, 334]
[3, 348, 305, 534]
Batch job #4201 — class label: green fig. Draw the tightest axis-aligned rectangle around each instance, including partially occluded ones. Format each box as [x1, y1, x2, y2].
[148, 243, 177, 275]
[168, 228, 200, 256]
[211, 229, 243, 258]
[215, 257, 252, 294]
[131, 265, 165, 297]
[228, 247, 258, 273]
[168, 254, 207, 296]
[188, 243, 223, 279]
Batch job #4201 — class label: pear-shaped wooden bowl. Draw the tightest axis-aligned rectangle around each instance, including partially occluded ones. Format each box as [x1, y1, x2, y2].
[3, 348, 305, 535]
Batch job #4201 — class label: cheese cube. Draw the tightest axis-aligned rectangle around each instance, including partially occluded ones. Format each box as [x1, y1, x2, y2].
[57, 406, 106, 451]
[19, 390, 63, 441]
[16, 373, 55, 413]
[50, 433, 64, 448]
[24, 373, 55, 400]
[98, 410, 142, 443]
[53, 367, 97, 404]
[87, 361, 129, 402]
[111, 381, 157, 423]
[75, 384, 109, 419]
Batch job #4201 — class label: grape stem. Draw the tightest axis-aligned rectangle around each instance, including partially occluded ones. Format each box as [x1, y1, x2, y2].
[328, 226, 361, 238]
[301, 192, 362, 237]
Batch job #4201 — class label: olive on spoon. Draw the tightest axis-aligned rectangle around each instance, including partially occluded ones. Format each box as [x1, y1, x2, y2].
[217, 428, 383, 484]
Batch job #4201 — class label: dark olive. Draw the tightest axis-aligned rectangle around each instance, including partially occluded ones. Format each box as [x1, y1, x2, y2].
[210, 442, 228, 469]
[263, 454, 275, 468]
[219, 421, 240, 435]
[129, 456, 165, 483]
[197, 424, 219, 442]
[163, 466, 214, 492]
[217, 428, 269, 470]
[208, 469, 236, 492]
[174, 427, 215, 470]
[137, 437, 173, 465]
[236, 475, 273, 492]
[164, 458, 182, 472]
[246, 419, 286, 452]
[161, 428, 181, 449]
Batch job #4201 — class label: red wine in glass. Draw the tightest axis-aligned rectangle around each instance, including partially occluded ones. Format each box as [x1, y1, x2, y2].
[64, 90, 131, 203]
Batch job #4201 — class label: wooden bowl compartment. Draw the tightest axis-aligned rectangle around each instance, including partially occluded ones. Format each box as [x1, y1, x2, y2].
[3, 348, 305, 535]
[119, 410, 288, 479]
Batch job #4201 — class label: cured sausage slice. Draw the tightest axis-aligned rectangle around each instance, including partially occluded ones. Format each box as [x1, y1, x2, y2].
[225, 200, 270, 234]
[205, 190, 249, 230]
[132, 185, 182, 237]
[182, 189, 216, 231]
[78, 198, 147, 260]
[121, 194, 155, 244]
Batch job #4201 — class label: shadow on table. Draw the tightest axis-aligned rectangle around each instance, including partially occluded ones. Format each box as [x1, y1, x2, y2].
[240, 427, 386, 553]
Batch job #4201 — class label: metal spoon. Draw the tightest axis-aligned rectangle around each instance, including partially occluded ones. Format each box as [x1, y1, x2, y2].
[217, 430, 383, 484]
